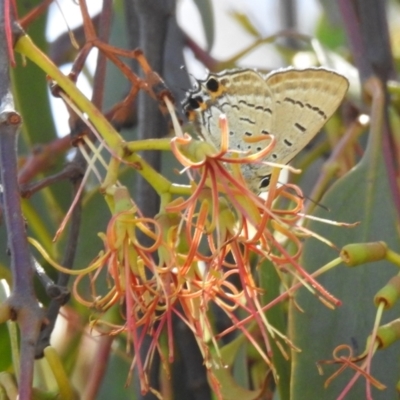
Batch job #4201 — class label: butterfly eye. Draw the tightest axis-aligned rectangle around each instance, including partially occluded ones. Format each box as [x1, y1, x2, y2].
[259, 174, 271, 189]
[206, 78, 219, 92]
[188, 96, 203, 110]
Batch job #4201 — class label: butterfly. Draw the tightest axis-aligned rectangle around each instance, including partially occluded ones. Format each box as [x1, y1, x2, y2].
[182, 67, 349, 193]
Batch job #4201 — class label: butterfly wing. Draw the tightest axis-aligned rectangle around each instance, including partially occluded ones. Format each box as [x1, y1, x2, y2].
[246, 68, 349, 192]
[184, 69, 275, 150]
[264, 68, 348, 165]
[182, 67, 349, 193]
[183, 69, 276, 190]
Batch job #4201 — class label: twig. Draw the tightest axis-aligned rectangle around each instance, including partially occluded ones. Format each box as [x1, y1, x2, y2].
[339, 0, 400, 215]
[0, 14, 42, 400]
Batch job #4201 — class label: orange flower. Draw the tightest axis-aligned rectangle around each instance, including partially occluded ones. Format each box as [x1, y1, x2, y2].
[70, 114, 341, 396]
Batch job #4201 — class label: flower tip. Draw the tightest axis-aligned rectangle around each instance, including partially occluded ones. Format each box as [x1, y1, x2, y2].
[218, 113, 229, 130]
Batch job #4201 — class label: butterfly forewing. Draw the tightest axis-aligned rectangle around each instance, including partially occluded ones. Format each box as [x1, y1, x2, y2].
[264, 68, 349, 167]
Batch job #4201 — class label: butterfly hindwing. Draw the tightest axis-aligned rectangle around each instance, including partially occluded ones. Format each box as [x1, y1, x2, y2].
[264, 68, 349, 166]
[182, 67, 349, 193]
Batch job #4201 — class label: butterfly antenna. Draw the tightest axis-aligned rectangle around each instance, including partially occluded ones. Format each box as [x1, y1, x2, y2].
[180, 65, 211, 87]
[301, 194, 329, 212]
[278, 181, 329, 212]
[177, 66, 199, 94]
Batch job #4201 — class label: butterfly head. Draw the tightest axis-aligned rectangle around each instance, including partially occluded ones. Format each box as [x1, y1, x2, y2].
[182, 73, 229, 121]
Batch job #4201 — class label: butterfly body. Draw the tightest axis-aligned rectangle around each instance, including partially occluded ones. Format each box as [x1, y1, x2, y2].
[182, 67, 349, 192]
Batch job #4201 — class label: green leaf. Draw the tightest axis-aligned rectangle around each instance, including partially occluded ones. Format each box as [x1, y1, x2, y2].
[259, 260, 291, 400]
[290, 99, 400, 398]
[97, 341, 136, 400]
[229, 12, 261, 38]
[193, 0, 215, 51]
[209, 360, 263, 400]
[13, 1, 57, 148]
[12, 3, 72, 222]
[315, 12, 346, 50]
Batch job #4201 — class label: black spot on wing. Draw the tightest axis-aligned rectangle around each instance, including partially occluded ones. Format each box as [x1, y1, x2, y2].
[259, 174, 272, 189]
[284, 98, 328, 119]
[238, 100, 256, 108]
[220, 102, 239, 110]
[206, 77, 219, 92]
[284, 97, 295, 104]
[284, 139, 293, 147]
[305, 103, 327, 119]
[187, 96, 203, 110]
[294, 122, 306, 133]
[255, 105, 273, 114]
[284, 97, 305, 108]
[313, 106, 327, 119]
[239, 117, 256, 125]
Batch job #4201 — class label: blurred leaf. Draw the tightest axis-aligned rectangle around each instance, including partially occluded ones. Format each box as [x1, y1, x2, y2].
[13, 1, 57, 148]
[0, 318, 11, 372]
[229, 12, 261, 38]
[315, 14, 346, 50]
[212, 325, 270, 399]
[12, 2, 72, 224]
[259, 259, 291, 400]
[97, 342, 136, 400]
[290, 114, 400, 398]
[75, 190, 111, 269]
[104, 4, 130, 111]
[193, 0, 215, 51]
[210, 361, 263, 400]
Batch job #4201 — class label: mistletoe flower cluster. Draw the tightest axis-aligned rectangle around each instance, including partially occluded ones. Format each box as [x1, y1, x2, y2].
[69, 114, 340, 396]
